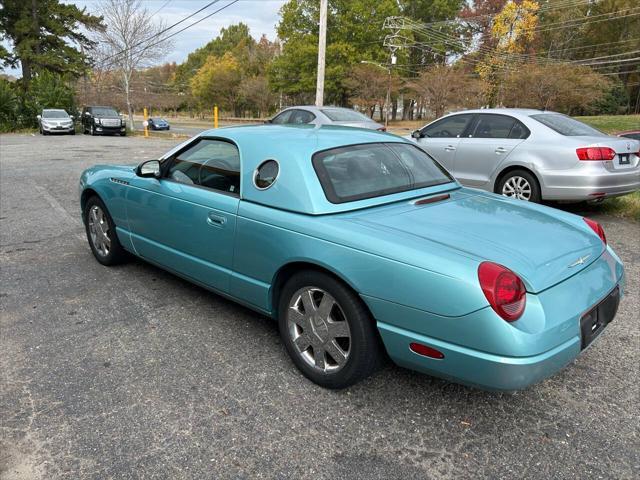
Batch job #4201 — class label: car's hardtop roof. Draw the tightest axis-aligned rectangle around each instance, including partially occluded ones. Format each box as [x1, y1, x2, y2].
[43, 108, 67, 112]
[446, 108, 552, 117]
[195, 124, 451, 215]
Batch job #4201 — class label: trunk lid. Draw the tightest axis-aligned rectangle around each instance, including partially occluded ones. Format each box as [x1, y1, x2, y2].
[347, 190, 604, 293]
[574, 135, 640, 171]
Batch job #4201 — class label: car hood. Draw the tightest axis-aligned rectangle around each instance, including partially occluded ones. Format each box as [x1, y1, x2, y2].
[345, 190, 603, 293]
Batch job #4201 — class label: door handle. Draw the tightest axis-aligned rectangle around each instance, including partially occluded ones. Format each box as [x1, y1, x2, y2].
[495, 147, 508, 154]
[207, 212, 227, 227]
[444, 145, 456, 151]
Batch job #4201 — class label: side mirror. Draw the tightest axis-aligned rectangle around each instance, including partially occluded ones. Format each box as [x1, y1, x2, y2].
[136, 159, 161, 178]
[411, 129, 422, 139]
[264, 119, 272, 124]
[70, 115, 74, 120]
[85, 112, 91, 116]
[36, 114, 42, 120]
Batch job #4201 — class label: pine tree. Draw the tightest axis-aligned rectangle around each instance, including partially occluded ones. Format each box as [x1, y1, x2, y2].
[0, 0, 103, 86]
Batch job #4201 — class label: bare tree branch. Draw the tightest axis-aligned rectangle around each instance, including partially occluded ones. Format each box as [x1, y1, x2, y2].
[91, 0, 173, 129]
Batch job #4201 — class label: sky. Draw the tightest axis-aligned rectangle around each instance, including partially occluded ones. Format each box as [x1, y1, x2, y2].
[1, 0, 287, 77]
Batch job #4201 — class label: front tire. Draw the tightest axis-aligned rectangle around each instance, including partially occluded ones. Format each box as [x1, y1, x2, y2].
[497, 169, 541, 203]
[278, 271, 382, 389]
[83, 196, 128, 266]
[90, 124, 96, 136]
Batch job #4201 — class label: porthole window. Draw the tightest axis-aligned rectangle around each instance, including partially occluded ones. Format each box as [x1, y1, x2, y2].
[254, 159, 279, 190]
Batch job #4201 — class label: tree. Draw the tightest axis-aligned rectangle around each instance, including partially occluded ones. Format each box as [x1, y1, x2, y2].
[173, 23, 255, 93]
[409, 65, 483, 118]
[0, 79, 19, 131]
[93, 0, 172, 130]
[0, 0, 103, 87]
[344, 64, 392, 118]
[476, 0, 540, 106]
[190, 53, 243, 114]
[238, 75, 277, 117]
[502, 63, 611, 113]
[270, 0, 401, 105]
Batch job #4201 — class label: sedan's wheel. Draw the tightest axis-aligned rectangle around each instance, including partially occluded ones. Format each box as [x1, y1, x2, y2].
[90, 124, 95, 136]
[278, 271, 382, 389]
[498, 170, 541, 203]
[84, 196, 128, 266]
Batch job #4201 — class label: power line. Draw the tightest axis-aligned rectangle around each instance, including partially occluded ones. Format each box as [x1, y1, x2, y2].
[97, 0, 224, 67]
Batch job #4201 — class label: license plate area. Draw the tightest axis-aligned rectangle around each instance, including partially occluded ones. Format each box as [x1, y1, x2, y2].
[618, 154, 630, 165]
[580, 286, 620, 349]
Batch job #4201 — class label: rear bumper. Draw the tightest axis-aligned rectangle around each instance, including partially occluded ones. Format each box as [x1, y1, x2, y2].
[377, 322, 581, 391]
[367, 247, 625, 391]
[540, 165, 640, 200]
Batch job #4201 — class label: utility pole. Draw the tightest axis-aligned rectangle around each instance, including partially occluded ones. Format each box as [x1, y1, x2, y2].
[315, 0, 328, 107]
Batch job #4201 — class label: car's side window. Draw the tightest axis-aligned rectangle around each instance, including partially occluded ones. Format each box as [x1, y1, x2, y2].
[471, 114, 516, 139]
[289, 110, 315, 124]
[271, 110, 293, 124]
[423, 114, 472, 138]
[508, 120, 530, 139]
[166, 139, 240, 195]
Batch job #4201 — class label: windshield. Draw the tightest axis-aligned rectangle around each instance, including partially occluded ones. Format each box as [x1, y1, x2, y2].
[313, 142, 453, 204]
[42, 110, 69, 119]
[531, 114, 605, 136]
[321, 108, 372, 122]
[93, 107, 119, 117]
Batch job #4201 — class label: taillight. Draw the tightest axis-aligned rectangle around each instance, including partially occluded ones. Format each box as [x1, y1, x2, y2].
[377, 126, 386, 132]
[478, 262, 526, 322]
[576, 147, 616, 161]
[583, 217, 607, 244]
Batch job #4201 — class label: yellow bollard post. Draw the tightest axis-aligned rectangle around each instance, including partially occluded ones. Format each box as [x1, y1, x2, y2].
[214, 105, 218, 129]
[143, 107, 149, 138]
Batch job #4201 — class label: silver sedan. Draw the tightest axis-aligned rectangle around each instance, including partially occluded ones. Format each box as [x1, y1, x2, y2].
[407, 108, 640, 202]
[267, 106, 386, 131]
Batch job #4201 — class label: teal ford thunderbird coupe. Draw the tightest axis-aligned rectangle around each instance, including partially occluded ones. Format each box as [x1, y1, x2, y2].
[79, 125, 624, 390]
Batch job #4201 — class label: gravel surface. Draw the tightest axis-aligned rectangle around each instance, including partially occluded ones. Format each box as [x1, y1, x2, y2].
[1, 133, 638, 479]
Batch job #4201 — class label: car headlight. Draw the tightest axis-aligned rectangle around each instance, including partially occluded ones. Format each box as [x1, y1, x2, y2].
[94, 118, 100, 124]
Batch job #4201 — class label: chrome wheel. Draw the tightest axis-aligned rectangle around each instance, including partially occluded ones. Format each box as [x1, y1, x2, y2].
[88, 205, 111, 257]
[502, 175, 532, 201]
[287, 287, 351, 373]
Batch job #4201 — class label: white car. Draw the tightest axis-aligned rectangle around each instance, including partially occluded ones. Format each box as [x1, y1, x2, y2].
[407, 108, 640, 202]
[37, 109, 75, 135]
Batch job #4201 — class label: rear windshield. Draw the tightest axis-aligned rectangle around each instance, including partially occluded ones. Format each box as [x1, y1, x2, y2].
[43, 110, 69, 118]
[531, 114, 605, 136]
[93, 107, 119, 117]
[321, 109, 372, 122]
[313, 142, 453, 203]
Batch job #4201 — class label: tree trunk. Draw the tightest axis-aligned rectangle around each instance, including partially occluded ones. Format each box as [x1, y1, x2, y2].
[123, 72, 134, 131]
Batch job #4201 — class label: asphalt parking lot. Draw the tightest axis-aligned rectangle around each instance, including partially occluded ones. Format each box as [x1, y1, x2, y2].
[1, 133, 638, 479]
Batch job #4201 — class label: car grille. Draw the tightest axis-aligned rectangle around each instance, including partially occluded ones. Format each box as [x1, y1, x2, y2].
[101, 119, 121, 127]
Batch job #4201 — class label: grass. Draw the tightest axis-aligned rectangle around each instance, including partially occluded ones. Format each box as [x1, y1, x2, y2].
[574, 114, 639, 134]
[597, 191, 640, 222]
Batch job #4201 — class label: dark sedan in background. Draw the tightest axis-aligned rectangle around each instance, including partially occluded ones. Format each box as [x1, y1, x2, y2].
[148, 117, 170, 131]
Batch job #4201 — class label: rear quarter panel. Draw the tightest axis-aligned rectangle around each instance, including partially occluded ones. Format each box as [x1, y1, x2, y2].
[231, 201, 489, 318]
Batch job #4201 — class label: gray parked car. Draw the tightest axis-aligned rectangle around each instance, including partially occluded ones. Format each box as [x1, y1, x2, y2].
[268, 106, 385, 131]
[37, 109, 75, 135]
[407, 108, 640, 202]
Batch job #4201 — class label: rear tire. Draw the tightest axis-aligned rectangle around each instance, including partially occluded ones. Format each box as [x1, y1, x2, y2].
[83, 196, 128, 266]
[497, 169, 541, 203]
[278, 270, 382, 389]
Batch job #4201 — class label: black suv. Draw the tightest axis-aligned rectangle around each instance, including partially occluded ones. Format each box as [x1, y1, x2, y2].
[82, 106, 127, 136]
